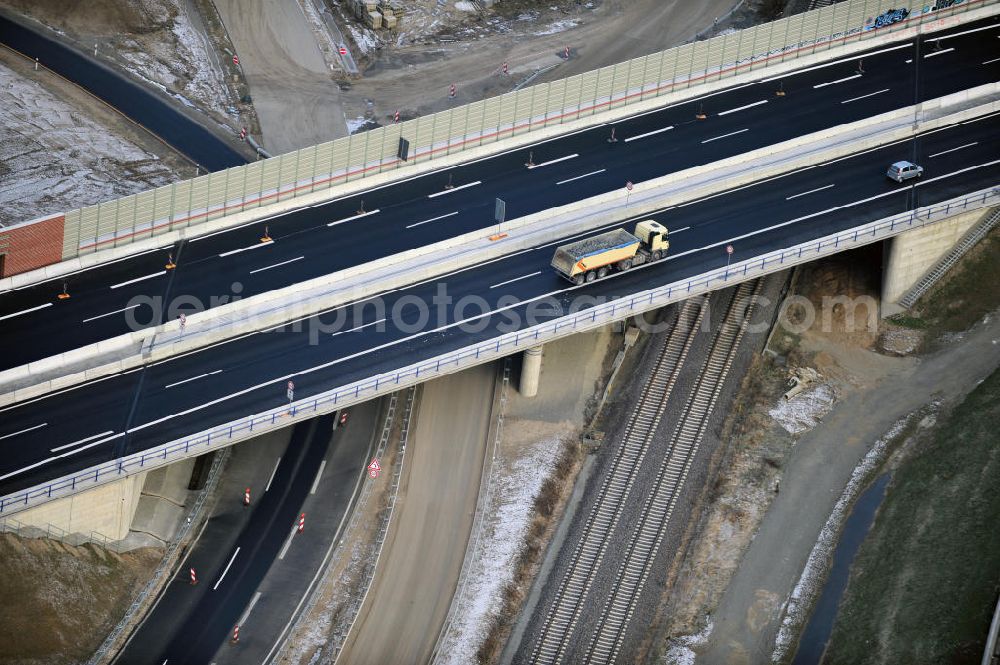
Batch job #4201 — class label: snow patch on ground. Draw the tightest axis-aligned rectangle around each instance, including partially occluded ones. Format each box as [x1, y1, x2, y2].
[662, 616, 714, 665]
[346, 22, 381, 56]
[346, 116, 370, 133]
[435, 434, 558, 664]
[768, 384, 837, 435]
[0, 61, 175, 226]
[770, 407, 931, 662]
[116, 0, 236, 123]
[533, 19, 581, 36]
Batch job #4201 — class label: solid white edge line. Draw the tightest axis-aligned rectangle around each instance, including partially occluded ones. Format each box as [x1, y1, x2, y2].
[490, 271, 542, 289]
[0, 303, 52, 322]
[0, 368, 140, 416]
[923, 47, 956, 58]
[113, 144, 999, 438]
[701, 128, 749, 143]
[526, 154, 579, 169]
[427, 180, 482, 198]
[913, 158, 1000, 187]
[928, 142, 978, 158]
[189, 209, 296, 243]
[717, 99, 768, 116]
[841, 88, 890, 104]
[961, 110, 1000, 125]
[557, 169, 606, 185]
[669, 159, 1000, 265]
[249, 256, 305, 274]
[330, 317, 387, 337]
[213, 547, 240, 590]
[165, 369, 223, 389]
[761, 43, 910, 83]
[5, 245, 167, 291]
[310, 460, 327, 494]
[82, 304, 141, 323]
[51, 430, 114, 452]
[983, 57, 1000, 65]
[813, 73, 862, 89]
[277, 525, 297, 560]
[219, 240, 273, 258]
[265, 457, 281, 492]
[0, 433, 123, 481]
[109, 271, 164, 290]
[0, 422, 47, 441]
[933, 22, 1000, 41]
[624, 125, 674, 142]
[786, 184, 835, 200]
[237, 591, 263, 627]
[327, 208, 380, 227]
[406, 211, 459, 229]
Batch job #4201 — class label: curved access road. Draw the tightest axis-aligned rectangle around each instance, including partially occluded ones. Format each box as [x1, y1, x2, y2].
[338, 365, 494, 665]
[213, 0, 348, 153]
[0, 11, 246, 171]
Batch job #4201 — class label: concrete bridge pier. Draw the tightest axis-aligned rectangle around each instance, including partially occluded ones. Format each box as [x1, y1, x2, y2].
[881, 209, 993, 317]
[519, 346, 544, 397]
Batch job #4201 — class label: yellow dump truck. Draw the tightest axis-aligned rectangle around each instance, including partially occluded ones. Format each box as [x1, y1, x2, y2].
[550, 220, 669, 284]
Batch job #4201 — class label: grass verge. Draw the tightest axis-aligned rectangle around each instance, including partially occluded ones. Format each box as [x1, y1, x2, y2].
[822, 368, 1000, 664]
[0, 535, 160, 665]
[890, 229, 1000, 339]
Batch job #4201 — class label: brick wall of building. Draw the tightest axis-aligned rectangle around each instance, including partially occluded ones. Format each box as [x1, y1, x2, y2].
[0, 215, 65, 277]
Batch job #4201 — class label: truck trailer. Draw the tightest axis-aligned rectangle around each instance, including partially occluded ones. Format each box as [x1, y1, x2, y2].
[550, 220, 669, 284]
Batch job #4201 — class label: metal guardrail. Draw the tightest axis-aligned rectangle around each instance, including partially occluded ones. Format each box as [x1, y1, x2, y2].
[0, 515, 122, 553]
[4, 0, 987, 265]
[88, 447, 231, 665]
[1, 187, 997, 515]
[271, 391, 400, 663]
[331, 386, 415, 664]
[431, 359, 511, 663]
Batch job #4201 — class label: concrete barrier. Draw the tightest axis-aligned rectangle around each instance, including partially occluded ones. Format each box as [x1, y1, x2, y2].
[2, 1, 995, 292]
[3, 186, 995, 516]
[1, 89, 997, 404]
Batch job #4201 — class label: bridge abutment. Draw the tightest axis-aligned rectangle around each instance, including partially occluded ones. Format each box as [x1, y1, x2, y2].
[880, 210, 986, 317]
[15, 471, 146, 541]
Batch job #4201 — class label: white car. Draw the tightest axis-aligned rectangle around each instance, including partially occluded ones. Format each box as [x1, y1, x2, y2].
[886, 161, 924, 183]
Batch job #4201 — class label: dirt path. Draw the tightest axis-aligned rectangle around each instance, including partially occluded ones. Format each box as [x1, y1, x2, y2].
[213, 0, 347, 153]
[696, 312, 1000, 665]
[339, 0, 738, 125]
[338, 365, 494, 665]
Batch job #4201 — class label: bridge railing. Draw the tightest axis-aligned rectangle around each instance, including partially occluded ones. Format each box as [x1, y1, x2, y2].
[2, 0, 988, 274]
[3, 185, 997, 515]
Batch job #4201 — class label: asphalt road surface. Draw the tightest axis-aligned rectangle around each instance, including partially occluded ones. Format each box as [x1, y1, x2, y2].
[0, 12, 246, 171]
[113, 406, 370, 664]
[0, 107, 996, 501]
[339, 366, 493, 665]
[1, 19, 997, 369]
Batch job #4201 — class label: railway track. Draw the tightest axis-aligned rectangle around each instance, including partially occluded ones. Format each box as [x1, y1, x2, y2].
[582, 278, 764, 664]
[529, 297, 709, 664]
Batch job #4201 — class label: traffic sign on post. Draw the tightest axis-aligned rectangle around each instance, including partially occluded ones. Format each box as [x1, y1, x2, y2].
[287, 380, 294, 403]
[339, 45, 348, 55]
[368, 458, 381, 478]
[233, 54, 240, 66]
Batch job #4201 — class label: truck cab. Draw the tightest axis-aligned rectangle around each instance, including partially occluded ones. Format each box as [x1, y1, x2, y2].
[635, 220, 669, 255]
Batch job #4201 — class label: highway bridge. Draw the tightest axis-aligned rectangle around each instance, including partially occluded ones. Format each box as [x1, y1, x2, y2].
[1, 4, 998, 517]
